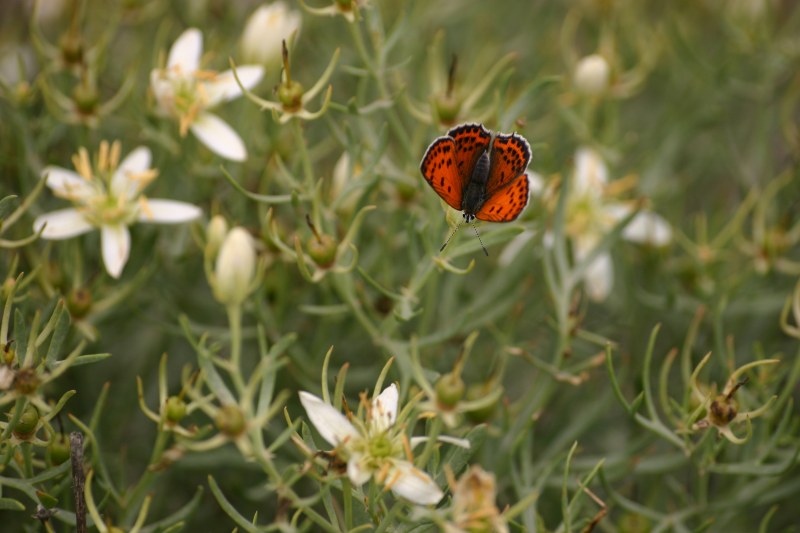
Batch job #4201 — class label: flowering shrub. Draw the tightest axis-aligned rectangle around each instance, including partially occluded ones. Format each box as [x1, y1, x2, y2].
[1, 0, 799, 531]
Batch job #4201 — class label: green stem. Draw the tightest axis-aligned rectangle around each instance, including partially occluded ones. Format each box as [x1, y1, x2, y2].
[227, 304, 246, 394]
[346, 21, 413, 160]
[292, 120, 315, 193]
[121, 426, 170, 525]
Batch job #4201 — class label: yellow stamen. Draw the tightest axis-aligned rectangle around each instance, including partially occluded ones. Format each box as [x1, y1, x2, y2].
[401, 434, 413, 463]
[72, 147, 93, 181]
[98, 140, 109, 173]
[376, 461, 390, 483]
[110, 140, 121, 170]
[383, 467, 402, 491]
[129, 169, 159, 194]
[194, 69, 218, 81]
[604, 173, 638, 198]
[139, 196, 153, 220]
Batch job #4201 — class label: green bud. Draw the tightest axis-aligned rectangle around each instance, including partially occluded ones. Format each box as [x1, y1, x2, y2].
[434, 94, 461, 126]
[72, 82, 99, 115]
[215, 405, 246, 438]
[307, 234, 337, 268]
[11, 403, 40, 439]
[165, 396, 187, 424]
[67, 287, 93, 319]
[59, 33, 84, 66]
[435, 372, 465, 407]
[278, 80, 304, 112]
[48, 434, 71, 465]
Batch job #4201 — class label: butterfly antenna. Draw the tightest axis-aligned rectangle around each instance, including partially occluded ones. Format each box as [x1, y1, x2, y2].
[440, 219, 464, 252]
[470, 221, 489, 256]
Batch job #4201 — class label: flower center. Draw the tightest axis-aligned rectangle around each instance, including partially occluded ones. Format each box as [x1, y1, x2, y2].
[64, 141, 156, 228]
[368, 433, 394, 459]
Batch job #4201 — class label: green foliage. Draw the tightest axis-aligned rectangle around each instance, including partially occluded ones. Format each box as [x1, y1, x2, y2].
[1, 0, 800, 531]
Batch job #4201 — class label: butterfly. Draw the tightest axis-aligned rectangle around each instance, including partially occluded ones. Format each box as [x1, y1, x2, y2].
[419, 123, 532, 252]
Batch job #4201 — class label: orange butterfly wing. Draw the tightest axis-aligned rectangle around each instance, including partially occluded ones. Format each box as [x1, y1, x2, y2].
[420, 137, 462, 210]
[447, 123, 491, 182]
[420, 123, 491, 211]
[485, 133, 531, 196]
[475, 172, 530, 222]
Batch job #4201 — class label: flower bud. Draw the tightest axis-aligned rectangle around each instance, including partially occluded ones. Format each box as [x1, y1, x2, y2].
[47, 434, 71, 465]
[330, 153, 362, 215]
[214, 227, 257, 306]
[434, 93, 461, 126]
[165, 396, 187, 424]
[14, 367, 40, 395]
[278, 80, 304, 112]
[11, 403, 40, 439]
[67, 287, 93, 319]
[59, 33, 84, 67]
[206, 215, 229, 257]
[573, 54, 610, 96]
[215, 404, 246, 437]
[241, 2, 301, 66]
[709, 394, 738, 427]
[306, 234, 337, 268]
[72, 82, 99, 115]
[435, 372, 465, 407]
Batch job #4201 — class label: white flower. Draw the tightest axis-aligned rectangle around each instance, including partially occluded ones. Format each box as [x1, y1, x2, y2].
[241, 2, 301, 65]
[567, 147, 672, 301]
[213, 227, 257, 306]
[300, 384, 469, 506]
[330, 152, 363, 214]
[574, 54, 610, 97]
[150, 28, 264, 162]
[33, 141, 202, 279]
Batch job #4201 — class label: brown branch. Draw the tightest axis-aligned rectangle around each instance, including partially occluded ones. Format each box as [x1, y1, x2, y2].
[70, 432, 87, 533]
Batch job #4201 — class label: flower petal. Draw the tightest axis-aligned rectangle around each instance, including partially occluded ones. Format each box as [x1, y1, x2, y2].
[527, 171, 545, 194]
[370, 384, 398, 433]
[346, 453, 371, 486]
[112, 146, 152, 199]
[190, 112, 247, 162]
[168, 28, 202, 72]
[137, 199, 202, 224]
[33, 209, 94, 239]
[101, 224, 131, 279]
[387, 460, 443, 505]
[299, 391, 359, 447]
[240, 3, 301, 65]
[205, 66, 264, 106]
[583, 251, 614, 302]
[623, 211, 672, 246]
[42, 166, 94, 200]
[574, 147, 607, 195]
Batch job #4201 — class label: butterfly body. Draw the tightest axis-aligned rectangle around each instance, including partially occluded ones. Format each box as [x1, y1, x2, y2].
[461, 150, 491, 221]
[420, 123, 532, 224]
